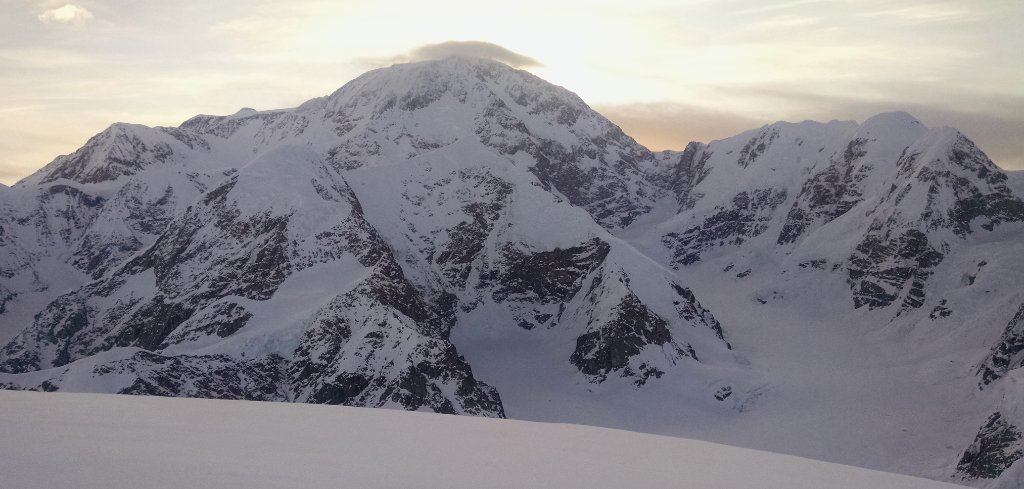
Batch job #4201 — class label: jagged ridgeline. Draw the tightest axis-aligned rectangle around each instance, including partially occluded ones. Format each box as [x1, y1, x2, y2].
[1, 56, 1023, 486]
[0, 57, 730, 415]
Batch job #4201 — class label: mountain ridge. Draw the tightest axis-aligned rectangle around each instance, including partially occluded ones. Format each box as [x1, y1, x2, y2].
[2, 56, 1023, 488]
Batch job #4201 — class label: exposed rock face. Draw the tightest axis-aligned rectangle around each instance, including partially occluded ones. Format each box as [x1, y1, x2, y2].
[665, 142, 713, 212]
[287, 278, 504, 415]
[663, 188, 788, 265]
[777, 138, 871, 245]
[485, 235, 727, 385]
[71, 182, 179, 278]
[645, 111, 1024, 487]
[957, 413, 1024, 480]
[525, 136, 655, 229]
[490, 238, 610, 328]
[306, 56, 665, 230]
[0, 57, 732, 417]
[432, 170, 513, 289]
[4, 58, 1024, 488]
[736, 127, 780, 169]
[924, 134, 1024, 236]
[652, 112, 1024, 321]
[838, 127, 1024, 313]
[0, 350, 287, 400]
[344, 145, 732, 389]
[571, 292, 688, 386]
[0, 146, 503, 416]
[846, 229, 944, 311]
[978, 303, 1024, 386]
[652, 120, 856, 267]
[37, 124, 174, 185]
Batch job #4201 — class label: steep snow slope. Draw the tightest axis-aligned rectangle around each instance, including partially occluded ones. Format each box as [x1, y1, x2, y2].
[0, 390, 968, 489]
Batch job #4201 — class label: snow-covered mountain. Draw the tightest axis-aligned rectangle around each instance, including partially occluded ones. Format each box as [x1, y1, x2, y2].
[0, 56, 732, 413]
[1, 56, 1023, 487]
[635, 110, 1024, 487]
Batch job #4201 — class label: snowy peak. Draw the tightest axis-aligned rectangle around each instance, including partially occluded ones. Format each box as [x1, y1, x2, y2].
[21, 123, 172, 186]
[23, 56, 660, 229]
[858, 111, 926, 137]
[309, 55, 598, 145]
[649, 110, 1024, 319]
[5, 59, 1024, 488]
[0, 59, 735, 419]
[322, 56, 584, 118]
[316, 56, 660, 228]
[655, 118, 861, 265]
[884, 127, 1024, 236]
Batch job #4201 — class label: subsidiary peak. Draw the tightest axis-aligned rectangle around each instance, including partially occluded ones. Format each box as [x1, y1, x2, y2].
[857, 111, 928, 142]
[861, 110, 924, 128]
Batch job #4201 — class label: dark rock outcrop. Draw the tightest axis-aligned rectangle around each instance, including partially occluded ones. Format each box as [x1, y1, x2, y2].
[571, 293, 692, 386]
[847, 229, 943, 311]
[957, 412, 1024, 480]
[978, 303, 1024, 386]
[664, 188, 787, 265]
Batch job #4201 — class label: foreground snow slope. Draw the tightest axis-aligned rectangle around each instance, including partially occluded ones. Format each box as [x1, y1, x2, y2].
[0, 390, 965, 489]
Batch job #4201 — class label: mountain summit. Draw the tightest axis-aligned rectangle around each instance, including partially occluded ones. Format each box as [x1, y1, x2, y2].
[0, 57, 731, 413]
[2, 57, 1023, 487]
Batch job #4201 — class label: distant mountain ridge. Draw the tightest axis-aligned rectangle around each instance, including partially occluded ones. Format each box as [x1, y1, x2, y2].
[1, 56, 1022, 487]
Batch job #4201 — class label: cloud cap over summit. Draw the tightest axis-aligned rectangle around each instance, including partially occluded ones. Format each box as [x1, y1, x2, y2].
[394, 41, 543, 68]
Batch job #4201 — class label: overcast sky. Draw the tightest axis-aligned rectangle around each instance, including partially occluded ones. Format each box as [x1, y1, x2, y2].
[1, 0, 1022, 184]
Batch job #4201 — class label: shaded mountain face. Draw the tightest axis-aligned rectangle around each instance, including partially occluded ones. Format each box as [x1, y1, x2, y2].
[1, 146, 503, 415]
[647, 112, 1024, 316]
[19, 57, 660, 230]
[957, 412, 1024, 480]
[979, 303, 1024, 386]
[0, 57, 731, 418]
[642, 111, 1024, 486]
[2, 56, 1024, 486]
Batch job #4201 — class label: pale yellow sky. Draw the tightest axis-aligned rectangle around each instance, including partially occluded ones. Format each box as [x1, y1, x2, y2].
[2, 0, 1022, 184]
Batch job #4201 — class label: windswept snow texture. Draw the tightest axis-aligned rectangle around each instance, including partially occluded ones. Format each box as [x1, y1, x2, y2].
[0, 390, 968, 489]
[2, 57, 1024, 488]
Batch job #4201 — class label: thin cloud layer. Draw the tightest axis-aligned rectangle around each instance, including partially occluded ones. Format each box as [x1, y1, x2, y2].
[601, 96, 1024, 172]
[0, 0, 1020, 184]
[38, 4, 94, 25]
[598, 103, 764, 151]
[857, 3, 983, 24]
[396, 41, 543, 68]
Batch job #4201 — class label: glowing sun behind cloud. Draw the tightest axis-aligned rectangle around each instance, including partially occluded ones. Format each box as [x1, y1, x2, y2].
[37, 4, 94, 25]
[0, 0, 1021, 184]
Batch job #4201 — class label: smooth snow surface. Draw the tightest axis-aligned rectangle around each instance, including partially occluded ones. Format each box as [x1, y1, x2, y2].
[0, 390, 967, 489]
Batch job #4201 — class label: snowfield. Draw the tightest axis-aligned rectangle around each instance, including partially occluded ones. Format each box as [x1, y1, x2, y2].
[0, 390, 967, 489]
